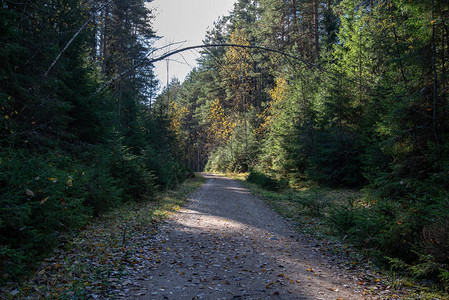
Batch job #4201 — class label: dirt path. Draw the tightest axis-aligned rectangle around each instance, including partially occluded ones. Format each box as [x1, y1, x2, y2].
[126, 173, 376, 299]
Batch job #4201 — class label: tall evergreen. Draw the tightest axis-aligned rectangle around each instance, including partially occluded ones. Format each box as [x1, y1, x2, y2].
[166, 0, 449, 284]
[0, 0, 187, 281]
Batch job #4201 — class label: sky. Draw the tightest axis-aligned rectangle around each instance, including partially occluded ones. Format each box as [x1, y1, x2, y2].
[149, 0, 236, 91]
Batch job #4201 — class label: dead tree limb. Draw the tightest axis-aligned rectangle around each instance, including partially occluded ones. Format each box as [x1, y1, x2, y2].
[44, 0, 113, 77]
[95, 43, 335, 94]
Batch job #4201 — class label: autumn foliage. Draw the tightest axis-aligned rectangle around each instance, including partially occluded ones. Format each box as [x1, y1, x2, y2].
[162, 0, 449, 289]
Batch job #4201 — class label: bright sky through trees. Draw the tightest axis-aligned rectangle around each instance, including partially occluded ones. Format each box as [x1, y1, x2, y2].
[150, 0, 236, 91]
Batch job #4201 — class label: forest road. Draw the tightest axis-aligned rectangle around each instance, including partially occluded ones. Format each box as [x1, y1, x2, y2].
[130, 173, 375, 299]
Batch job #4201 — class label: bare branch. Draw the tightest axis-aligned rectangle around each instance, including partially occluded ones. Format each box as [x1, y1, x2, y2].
[95, 43, 335, 94]
[44, 0, 113, 77]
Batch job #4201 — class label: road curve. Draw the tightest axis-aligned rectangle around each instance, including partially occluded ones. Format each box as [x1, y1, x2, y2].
[130, 173, 373, 299]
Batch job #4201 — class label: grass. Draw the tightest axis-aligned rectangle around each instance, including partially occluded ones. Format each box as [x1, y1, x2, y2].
[224, 172, 448, 300]
[1, 175, 204, 299]
[224, 172, 359, 235]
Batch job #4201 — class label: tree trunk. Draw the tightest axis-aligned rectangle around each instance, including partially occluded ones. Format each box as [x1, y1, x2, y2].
[313, 0, 319, 59]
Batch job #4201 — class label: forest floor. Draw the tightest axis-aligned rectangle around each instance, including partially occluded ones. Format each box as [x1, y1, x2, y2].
[4, 173, 431, 299]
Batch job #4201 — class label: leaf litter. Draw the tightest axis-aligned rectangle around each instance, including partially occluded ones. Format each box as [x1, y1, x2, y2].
[122, 174, 414, 299]
[1, 176, 204, 299]
[2, 174, 425, 299]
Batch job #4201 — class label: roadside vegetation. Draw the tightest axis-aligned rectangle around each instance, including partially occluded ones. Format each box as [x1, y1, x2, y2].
[0, 175, 203, 299]
[2, 0, 448, 297]
[1, 0, 189, 285]
[163, 0, 449, 294]
[231, 171, 449, 299]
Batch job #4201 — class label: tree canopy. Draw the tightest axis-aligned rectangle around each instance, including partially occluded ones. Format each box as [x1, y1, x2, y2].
[155, 0, 449, 287]
[1, 0, 448, 289]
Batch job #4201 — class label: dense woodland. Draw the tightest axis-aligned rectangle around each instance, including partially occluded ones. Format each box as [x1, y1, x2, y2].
[1, 0, 448, 290]
[156, 0, 449, 288]
[0, 0, 187, 281]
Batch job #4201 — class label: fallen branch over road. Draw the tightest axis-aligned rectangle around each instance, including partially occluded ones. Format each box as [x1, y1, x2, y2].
[95, 43, 335, 94]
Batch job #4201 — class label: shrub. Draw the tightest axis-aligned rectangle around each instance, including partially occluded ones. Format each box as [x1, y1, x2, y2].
[306, 131, 364, 187]
[0, 149, 91, 282]
[246, 170, 286, 191]
[142, 148, 187, 189]
[295, 189, 330, 217]
[0, 144, 137, 282]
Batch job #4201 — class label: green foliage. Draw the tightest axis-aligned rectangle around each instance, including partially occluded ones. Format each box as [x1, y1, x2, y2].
[0, 0, 188, 285]
[108, 143, 154, 201]
[327, 197, 359, 233]
[439, 269, 449, 290]
[142, 148, 187, 189]
[307, 131, 364, 187]
[388, 252, 447, 283]
[293, 189, 331, 217]
[0, 149, 90, 281]
[0, 137, 186, 282]
[205, 146, 232, 173]
[205, 122, 259, 173]
[327, 191, 449, 285]
[246, 170, 286, 191]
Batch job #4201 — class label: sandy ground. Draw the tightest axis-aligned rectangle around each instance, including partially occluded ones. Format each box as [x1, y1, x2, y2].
[126, 173, 377, 299]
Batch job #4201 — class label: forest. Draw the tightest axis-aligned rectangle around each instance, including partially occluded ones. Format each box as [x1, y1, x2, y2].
[1, 0, 448, 293]
[0, 0, 188, 283]
[155, 0, 449, 289]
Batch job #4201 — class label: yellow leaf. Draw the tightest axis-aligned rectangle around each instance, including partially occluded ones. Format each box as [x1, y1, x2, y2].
[40, 197, 49, 205]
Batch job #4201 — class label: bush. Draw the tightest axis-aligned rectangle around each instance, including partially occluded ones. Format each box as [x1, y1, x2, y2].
[246, 170, 286, 191]
[293, 189, 331, 217]
[0, 149, 91, 282]
[0, 144, 140, 282]
[307, 131, 364, 187]
[142, 148, 187, 189]
[326, 188, 449, 287]
[107, 143, 154, 200]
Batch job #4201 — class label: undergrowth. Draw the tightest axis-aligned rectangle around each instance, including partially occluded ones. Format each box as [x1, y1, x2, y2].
[0, 175, 204, 299]
[232, 172, 449, 300]
[0, 144, 187, 284]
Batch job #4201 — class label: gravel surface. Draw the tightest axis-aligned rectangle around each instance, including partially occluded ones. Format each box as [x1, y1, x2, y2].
[127, 173, 375, 299]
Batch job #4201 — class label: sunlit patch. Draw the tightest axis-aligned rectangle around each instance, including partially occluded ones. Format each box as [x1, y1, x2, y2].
[226, 187, 247, 192]
[173, 208, 247, 232]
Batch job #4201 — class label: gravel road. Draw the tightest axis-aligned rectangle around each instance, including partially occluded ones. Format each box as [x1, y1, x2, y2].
[130, 173, 375, 299]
